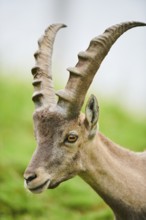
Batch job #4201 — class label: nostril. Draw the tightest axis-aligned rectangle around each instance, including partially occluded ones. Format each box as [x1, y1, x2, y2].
[24, 173, 37, 183]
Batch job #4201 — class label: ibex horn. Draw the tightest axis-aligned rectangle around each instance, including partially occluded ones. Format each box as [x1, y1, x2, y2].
[32, 24, 66, 109]
[56, 21, 146, 118]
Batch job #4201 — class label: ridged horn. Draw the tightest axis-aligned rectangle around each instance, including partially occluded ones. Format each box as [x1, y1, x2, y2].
[56, 21, 146, 118]
[32, 23, 66, 109]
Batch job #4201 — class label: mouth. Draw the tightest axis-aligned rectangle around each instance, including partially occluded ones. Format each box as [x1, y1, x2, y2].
[28, 179, 50, 194]
[26, 173, 75, 193]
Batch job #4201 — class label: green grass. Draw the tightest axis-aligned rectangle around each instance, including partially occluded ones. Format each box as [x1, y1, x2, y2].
[0, 74, 146, 220]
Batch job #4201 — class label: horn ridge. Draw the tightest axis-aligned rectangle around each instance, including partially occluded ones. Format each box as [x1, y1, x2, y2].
[57, 21, 146, 117]
[32, 23, 66, 109]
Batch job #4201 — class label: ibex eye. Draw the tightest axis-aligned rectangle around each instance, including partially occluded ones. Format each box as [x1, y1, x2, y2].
[65, 132, 78, 143]
[67, 134, 78, 143]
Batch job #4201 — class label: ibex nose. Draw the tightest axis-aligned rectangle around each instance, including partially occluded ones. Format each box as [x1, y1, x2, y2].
[24, 172, 37, 184]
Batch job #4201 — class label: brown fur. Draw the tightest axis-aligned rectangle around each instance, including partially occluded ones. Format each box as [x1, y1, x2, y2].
[24, 22, 146, 219]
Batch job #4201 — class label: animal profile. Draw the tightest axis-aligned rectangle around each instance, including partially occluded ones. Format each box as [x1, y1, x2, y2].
[24, 21, 146, 220]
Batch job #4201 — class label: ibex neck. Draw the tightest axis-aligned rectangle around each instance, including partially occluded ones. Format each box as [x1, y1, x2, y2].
[79, 132, 146, 219]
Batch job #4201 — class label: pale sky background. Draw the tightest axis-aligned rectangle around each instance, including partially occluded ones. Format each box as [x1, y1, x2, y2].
[0, 0, 146, 116]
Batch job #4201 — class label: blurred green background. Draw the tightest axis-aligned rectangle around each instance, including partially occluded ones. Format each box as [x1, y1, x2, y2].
[0, 73, 146, 220]
[0, 1, 146, 219]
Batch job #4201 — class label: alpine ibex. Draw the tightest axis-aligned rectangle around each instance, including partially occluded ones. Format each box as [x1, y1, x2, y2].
[24, 21, 146, 220]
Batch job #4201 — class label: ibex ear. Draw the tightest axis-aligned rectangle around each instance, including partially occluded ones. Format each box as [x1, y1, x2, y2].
[85, 95, 99, 137]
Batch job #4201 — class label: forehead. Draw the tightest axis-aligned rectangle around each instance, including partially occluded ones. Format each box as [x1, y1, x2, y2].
[33, 108, 82, 134]
[33, 108, 64, 123]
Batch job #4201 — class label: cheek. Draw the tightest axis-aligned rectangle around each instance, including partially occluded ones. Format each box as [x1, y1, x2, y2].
[45, 143, 81, 172]
[53, 150, 77, 171]
[46, 149, 65, 169]
[70, 151, 82, 172]
[72, 151, 80, 161]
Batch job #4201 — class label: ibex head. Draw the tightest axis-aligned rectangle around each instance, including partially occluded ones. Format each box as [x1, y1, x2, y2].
[24, 22, 146, 194]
